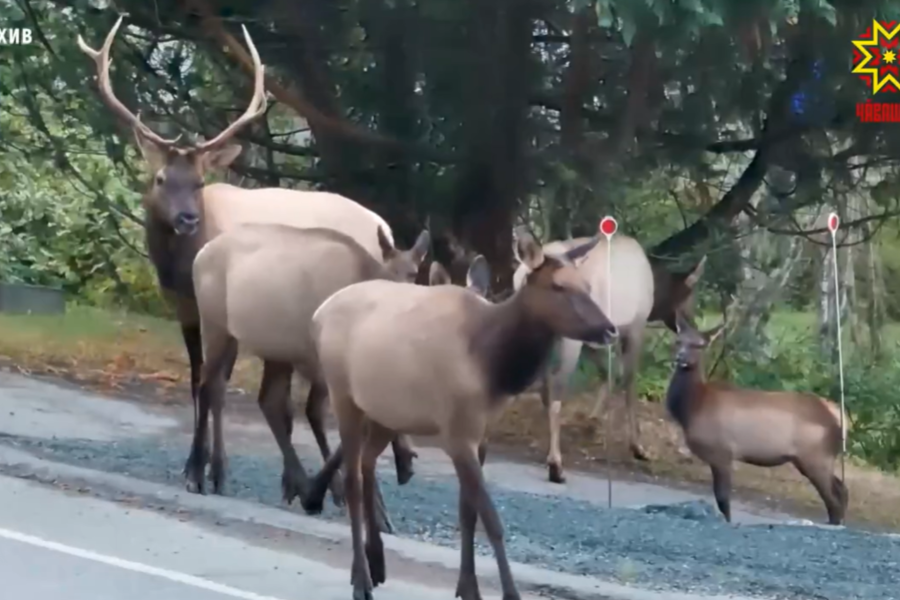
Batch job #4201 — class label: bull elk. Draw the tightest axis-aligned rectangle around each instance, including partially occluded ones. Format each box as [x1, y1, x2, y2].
[301, 229, 618, 600]
[512, 229, 706, 482]
[77, 17, 422, 500]
[668, 312, 849, 525]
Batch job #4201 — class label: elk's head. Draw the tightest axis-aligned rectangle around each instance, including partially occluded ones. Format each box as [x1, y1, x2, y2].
[77, 16, 267, 237]
[376, 227, 431, 283]
[673, 312, 724, 370]
[513, 227, 617, 345]
[651, 255, 707, 329]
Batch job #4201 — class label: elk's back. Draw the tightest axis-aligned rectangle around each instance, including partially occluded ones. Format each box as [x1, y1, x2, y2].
[313, 281, 488, 435]
[513, 234, 654, 328]
[201, 183, 395, 263]
[194, 224, 385, 372]
[687, 385, 843, 464]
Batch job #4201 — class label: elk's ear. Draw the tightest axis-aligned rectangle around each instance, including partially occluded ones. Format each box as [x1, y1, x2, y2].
[513, 228, 544, 271]
[466, 255, 491, 297]
[410, 229, 431, 265]
[201, 144, 243, 173]
[684, 255, 707, 289]
[704, 323, 725, 345]
[377, 226, 396, 260]
[565, 236, 600, 262]
[429, 261, 452, 286]
[134, 128, 167, 174]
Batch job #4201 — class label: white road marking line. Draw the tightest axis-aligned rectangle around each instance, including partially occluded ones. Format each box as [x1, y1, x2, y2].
[0, 526, 287, 600]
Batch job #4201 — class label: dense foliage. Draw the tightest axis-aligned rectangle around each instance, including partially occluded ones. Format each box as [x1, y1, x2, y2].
[3, 0, 900, 468]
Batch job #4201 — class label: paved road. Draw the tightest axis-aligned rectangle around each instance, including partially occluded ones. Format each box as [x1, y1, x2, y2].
[0, 474, 478, 600]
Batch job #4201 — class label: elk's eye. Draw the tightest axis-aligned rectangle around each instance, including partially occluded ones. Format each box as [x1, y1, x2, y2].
[155, 174, 165, 186]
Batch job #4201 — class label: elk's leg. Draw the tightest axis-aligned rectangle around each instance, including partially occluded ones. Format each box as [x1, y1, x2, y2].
[257, 361, 310, 505]
[336, 400, 373, 600]
[543, 339, 582, 484]
[709, 462, 733, 522]
[391, 434, 417, 485]
[181, 323, 203, 405]
[620, 327, 650, 462]
[833, 475, 849, 519]
[362, 422, 394, 587]
[302, 438, 394, 534]
[304, 380, 345, 507]
[449, 442, 520, 600]
[209, 336, 238, 495]
[302, 444, 343, 516]
[794, 458, 845, 525]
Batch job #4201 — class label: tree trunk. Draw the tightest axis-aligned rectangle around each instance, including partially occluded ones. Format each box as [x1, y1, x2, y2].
[453, 0, 536, 290]
[818, 243, 837, 362]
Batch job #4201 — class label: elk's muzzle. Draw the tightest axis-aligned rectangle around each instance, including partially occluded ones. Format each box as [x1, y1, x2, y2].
[173, 212, 200, 236]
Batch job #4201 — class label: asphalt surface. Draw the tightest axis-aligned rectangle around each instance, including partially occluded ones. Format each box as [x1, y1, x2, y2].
[0, 369, 898, 600]
[0, 474, 465, 600]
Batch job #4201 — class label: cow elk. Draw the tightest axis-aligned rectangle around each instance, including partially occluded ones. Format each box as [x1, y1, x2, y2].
[302, 230, 618, 600]
[512, 228, 706, 483]
[78, 17, 423, 502]
[667, 312, 849, 525]
[192, 223, 429, 530]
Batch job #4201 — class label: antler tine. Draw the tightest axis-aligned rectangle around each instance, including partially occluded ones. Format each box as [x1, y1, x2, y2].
[196, 24, 268, 152]
[77, 16, 181, 147]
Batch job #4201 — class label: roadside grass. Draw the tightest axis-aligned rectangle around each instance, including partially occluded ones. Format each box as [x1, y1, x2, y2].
[1, 303, 899, 531]
[0, 303, 262, 396]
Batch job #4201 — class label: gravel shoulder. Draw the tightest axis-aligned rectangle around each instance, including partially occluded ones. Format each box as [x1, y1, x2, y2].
[0, 369, 898, 600]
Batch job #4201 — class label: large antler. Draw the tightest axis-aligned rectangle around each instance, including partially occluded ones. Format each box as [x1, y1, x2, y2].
[77, 16, 182, 147]
[194, 23, 268, 152]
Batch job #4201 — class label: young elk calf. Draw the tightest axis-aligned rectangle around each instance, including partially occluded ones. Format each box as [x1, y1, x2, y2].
[192, 223, 429, 522]
[303, 229, 618, 600]
[667, 312, 849, 525]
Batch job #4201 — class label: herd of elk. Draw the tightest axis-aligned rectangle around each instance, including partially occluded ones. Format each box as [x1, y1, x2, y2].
[78, 15, 851, 600]
[667, 312, 849, 525]
[513, 233, 706, 482]
[77, 17, 421, 506]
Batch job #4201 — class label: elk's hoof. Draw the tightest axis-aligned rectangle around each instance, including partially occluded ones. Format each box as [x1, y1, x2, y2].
[351, 566, 374, 600]
[281, 468, 307, 505]
[394, 448, 417, 485]
[185, 478, 204, 494]
[366, 541, 386, 587]
[209, 458, 227, 495]
[455, 573, 483, 600]
[184, 462, 206, 495]
[300, 492, 325, 516]
[548, 463, 566, 484]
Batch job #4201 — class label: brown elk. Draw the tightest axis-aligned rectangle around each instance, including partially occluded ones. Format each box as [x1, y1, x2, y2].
[667, 311, 849, 525]
[77, 17, 421, 501]
[512, 229, 706, 482]
[301, 230, 618, 600]
[193, 223, 429, 530]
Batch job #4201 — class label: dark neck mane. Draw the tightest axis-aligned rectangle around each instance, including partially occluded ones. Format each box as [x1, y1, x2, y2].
[470, 293, 557, 399]
[665, 364, 704, 429]
[144, 213, 200, 298]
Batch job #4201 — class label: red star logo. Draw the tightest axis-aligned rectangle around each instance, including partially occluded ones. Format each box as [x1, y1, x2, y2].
[852, 20, 900, 94]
